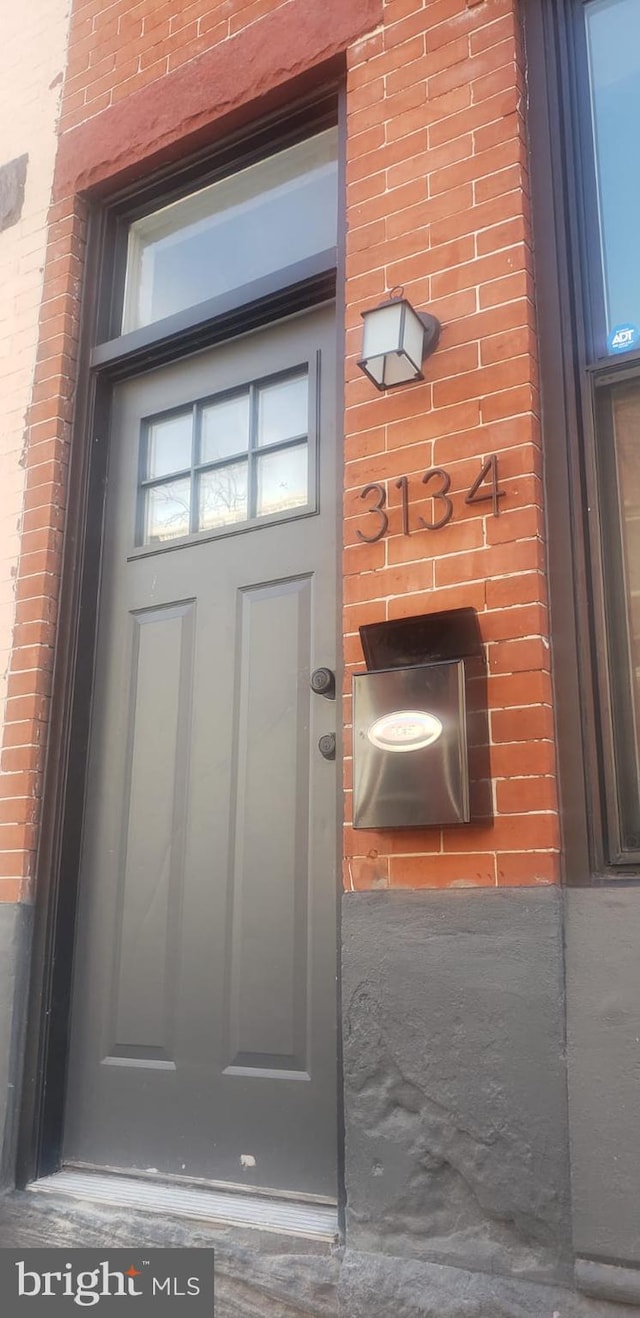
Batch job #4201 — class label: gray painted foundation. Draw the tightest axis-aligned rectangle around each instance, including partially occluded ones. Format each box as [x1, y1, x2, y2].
[0, 1193, 638, 1316]
[2, 885, 640, 1313]
[565, 888, 640, 1268]
[339, 1250, 640, 1317]
[341, 887, 573, 1285]
[0, 902, 32, 1188]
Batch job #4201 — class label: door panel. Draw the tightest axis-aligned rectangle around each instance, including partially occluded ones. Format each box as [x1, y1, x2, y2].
[112, 600, 195, 1062]
[228, 575, 312, 1073]
[63, 306, 338, 1197]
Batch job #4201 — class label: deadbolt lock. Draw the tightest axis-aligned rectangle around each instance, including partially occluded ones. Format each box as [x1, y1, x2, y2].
[318, 733, 336, 761]
[311, 667, 336, 699]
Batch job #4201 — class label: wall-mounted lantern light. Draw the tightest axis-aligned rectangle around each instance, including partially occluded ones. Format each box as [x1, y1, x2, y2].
[357, 288, 441, 390]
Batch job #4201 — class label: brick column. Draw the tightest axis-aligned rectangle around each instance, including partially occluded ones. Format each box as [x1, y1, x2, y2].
[0, 0, 73, 906]
[343, 0, 559, 892]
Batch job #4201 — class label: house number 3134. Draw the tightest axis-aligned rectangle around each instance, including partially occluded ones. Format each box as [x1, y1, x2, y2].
[356, 454, 505, 543]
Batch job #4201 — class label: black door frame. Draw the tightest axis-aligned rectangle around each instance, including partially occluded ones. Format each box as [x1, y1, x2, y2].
[16, 84, 346, 1195]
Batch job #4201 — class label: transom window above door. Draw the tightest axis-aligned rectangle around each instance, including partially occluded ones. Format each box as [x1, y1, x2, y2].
[138, 367, 312, 546]
[122, 128, 338, 333]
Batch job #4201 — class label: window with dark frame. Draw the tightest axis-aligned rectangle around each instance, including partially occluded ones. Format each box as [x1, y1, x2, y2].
[573, 0, 640, 865]
[121, 129, 338, 334]
[137, 366, 313, 546]
[91, 98, 340, 373]
[102, 115, 338, 554]
[113, 124, 337, 554]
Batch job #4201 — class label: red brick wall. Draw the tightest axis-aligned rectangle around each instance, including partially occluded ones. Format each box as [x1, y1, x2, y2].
[344, 0, 559, 890]
[1, 0, 559, 906]
[61, 0, 301, 134]
[0, 193, 85, 905]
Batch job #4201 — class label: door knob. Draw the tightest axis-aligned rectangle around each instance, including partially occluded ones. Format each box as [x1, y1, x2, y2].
[318, 733, 336, 760]
[311, 667, 335, 699]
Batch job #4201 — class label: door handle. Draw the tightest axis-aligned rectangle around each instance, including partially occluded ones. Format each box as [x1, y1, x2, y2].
[311, 667, 336, 699]
[318, 733, 336, 761]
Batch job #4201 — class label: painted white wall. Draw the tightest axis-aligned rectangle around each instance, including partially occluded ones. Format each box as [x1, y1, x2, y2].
[0, 0, 71, 723]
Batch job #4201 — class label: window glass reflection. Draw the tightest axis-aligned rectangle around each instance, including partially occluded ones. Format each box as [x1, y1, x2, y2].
[201, 393, 250, 463]
[199, 462, 248, 530]
[147, 413, 192, 479]
[257, 373, 308, 447]
[139, 367, 311, 544]
[145, 479, 191, 542]
[257, 444, 308, 517]
[609, 383, 640, 715]
[586, 0, 640, 344]
[123, 130, 338, 332]
[597, 378, 640, 852]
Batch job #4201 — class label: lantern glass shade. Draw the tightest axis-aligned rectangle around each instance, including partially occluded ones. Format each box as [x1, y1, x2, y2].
[359, 297, 427, 389]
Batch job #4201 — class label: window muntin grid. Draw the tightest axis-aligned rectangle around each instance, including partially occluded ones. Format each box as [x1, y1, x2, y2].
[138, 367, 311, 546]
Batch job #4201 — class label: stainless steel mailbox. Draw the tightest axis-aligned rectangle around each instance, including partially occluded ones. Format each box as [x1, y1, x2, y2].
[352, 660, 470, 829]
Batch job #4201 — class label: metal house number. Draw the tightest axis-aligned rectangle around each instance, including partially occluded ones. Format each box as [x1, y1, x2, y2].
[356, 454, 505, 544]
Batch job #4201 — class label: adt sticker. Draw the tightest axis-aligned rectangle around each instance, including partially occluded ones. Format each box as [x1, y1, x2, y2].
[607, 323, 640, 354]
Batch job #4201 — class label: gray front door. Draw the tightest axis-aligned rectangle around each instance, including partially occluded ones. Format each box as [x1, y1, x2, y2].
[63, 306, 338, 1198]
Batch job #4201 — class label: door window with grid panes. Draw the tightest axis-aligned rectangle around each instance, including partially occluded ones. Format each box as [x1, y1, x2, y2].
[139, 368, 313, 545]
